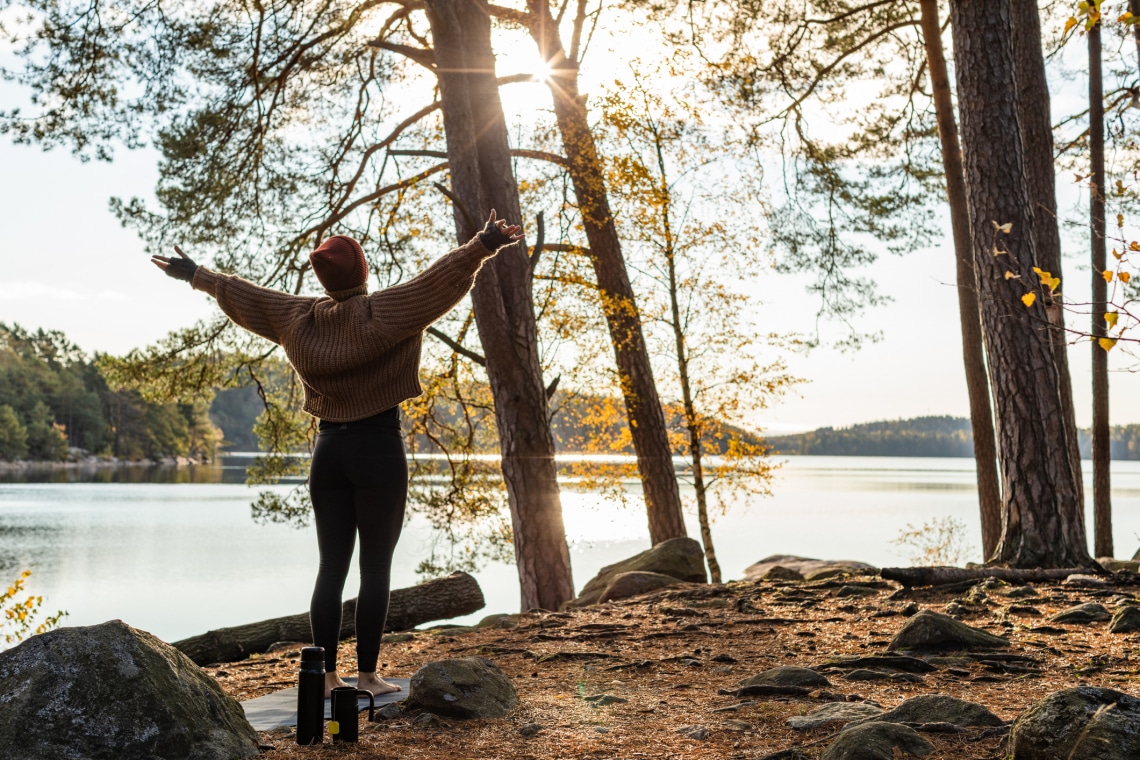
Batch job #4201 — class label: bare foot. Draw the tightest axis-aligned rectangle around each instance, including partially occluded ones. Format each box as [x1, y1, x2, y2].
[324, 672, 350, 698]
[357, 671, 401, 696]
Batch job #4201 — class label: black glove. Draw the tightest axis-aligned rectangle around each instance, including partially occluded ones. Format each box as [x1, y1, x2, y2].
[164, 254, 198, 283]
[479, 217, 517, 252]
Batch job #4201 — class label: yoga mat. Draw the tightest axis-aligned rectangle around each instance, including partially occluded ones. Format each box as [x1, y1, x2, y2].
[240, 676, 410, 731]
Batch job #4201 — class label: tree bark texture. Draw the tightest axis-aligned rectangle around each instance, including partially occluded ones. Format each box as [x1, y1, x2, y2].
[918, 0, 1002, 560]
[1009, 0, 1085, 530]
[523, 0, 687, 545]
[172, 572, 485, 665]
[949, 0, 1093, 568]
[1132, 0, 1140, 77]
[881, 566, 1104, 588]
[1088, 19, 1113, 559]
[424, 0, 575, 612]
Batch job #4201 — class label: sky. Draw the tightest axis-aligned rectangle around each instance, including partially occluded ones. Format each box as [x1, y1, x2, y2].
[2, 12, 1139, 435]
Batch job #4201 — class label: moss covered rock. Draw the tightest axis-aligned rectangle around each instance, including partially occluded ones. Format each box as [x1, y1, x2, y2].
[1010, 686, 1140, 759]
[404, 657, 518, 718]
[565, 537, 707, 608]
[0, 619, 259, 760]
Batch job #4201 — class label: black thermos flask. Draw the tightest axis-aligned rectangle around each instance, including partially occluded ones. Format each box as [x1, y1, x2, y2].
[296, 646, 325, 745]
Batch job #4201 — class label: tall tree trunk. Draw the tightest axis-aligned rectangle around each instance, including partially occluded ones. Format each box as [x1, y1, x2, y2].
[1089, 16, 1113, 559]
[1009, 0, 1087, 551]
[917, 0, 1002, 560]
[948, 0, 1093, 568]
[522, 0, 687, 544]
[1132, 0, 1140, 76]
[423, 0, 574, 611]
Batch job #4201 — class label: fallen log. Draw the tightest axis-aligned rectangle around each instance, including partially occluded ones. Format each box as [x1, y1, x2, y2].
[172, 571, 485, 665]
[880, 566, 1109, 588]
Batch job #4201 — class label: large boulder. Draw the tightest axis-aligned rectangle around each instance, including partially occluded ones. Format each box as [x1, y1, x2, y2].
[1010, 687, 1140, 760]
[566, 537, 707, 608]
[742, 666, 830, 689]
[887, 610, 1009, 653]
[0, 620, 259, 760]
[404, 657, 518, 719]
[787, 702, 884, 730]
[745, 555, 878, 582]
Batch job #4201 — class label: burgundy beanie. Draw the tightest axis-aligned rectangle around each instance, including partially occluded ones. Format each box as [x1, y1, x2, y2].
[309, 235, 368, 293]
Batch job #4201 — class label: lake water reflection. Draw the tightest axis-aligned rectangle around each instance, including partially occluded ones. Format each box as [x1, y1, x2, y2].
[2, 455, 1139, 644]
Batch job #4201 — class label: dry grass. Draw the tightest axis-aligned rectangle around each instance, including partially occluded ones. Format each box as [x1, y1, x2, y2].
[214, 576, 1140, 759]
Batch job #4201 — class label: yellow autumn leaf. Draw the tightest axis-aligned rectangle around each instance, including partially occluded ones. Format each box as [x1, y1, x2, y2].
[1122, 271, 1133, 283]
[1099, 337, 1118, 351]
[1004, 271, 1020, 280]
[1047, 276, 1061, 292]
[1131, 241, 1140, 251]
[992, 221, 1012, 234]
[1104, 270, 1115, 282]
[1022, 292, 1037, 307]
[1106, 311, 1120, 328]
[1114, 248, 1124, 259]
[1065, 16, 1079, 33]
[1119, 213, 1126, 228]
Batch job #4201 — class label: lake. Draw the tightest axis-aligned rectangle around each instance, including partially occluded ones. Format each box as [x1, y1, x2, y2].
[2, 455, 1139, 645]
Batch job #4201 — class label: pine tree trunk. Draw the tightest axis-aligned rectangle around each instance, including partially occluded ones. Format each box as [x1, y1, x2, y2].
[1132, 0, 1140, 76]
[948, 0, 1093, 568]
[918, 0, 1002, 560]
[1009, 0, 1087, 549]
[1088, 18, 1113, 559]
[423, 0, 575, 611]
[522, 0, 686, 544]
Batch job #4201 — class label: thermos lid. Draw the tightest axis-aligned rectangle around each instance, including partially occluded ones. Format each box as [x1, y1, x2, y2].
[300, 646, 325, 664]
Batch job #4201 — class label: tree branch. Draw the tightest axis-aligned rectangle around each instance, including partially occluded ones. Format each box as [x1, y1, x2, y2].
[529, 210, 546, 274]
[427, 327, 486, 366]
[390, 147, 569, 166]
[368, 39, 436, 71]
[432, 182, 479, 238]
[487, 3, 532, 27]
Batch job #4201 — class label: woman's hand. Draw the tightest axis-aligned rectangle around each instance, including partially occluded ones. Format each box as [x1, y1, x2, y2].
[151, 246, 199, 283]
[478, 209, 524, 252]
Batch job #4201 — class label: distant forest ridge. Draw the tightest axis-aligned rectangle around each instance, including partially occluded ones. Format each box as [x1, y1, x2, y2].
[767, 415, 1140, 460]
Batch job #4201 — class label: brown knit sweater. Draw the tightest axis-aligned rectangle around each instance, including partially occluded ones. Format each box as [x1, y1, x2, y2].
[192, 236, 496, 422]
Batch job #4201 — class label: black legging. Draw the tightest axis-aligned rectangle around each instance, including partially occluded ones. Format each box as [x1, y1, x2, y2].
[308, 407, 407, 673]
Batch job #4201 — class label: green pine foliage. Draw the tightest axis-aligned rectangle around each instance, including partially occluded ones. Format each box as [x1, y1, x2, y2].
[0, 323, 220, 462]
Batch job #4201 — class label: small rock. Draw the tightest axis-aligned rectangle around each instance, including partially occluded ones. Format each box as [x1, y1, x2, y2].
[593, 727, 609, 734]
[375, 703, 402, 720]
[518, 723, 543, 737]
[677, 725, 711, 740]
[887, 610, 1010, 653]
[1011, 686, 1140, 759]
[835, 585, 878, 598]
[741, 666, 830, 689]
[1109, 606, 1140, 633]
[1050, 603, 1112, 624]
[787, 702, 884, 730]
[744, 555, 878, 582]
[711, 653, 738, 663]
[843, 669, 891, 682]
[943, 602, 969, 617]
[758, 750, 812, 760]
[404, 658, 518, 719]
[599, 571, 686, 603]
[412, 712, 447, 728]
[821, 721, 933, 759]
[1064, 574, 1109, 588]
[867, 694, 1003, 727]
[763, 565, 806, 582]
[900, 602, 920, 616]
[476, 613, 519, 629]
[722, 719, 753, 731]
[1004, 585, 1039, 599]
[583, 694, 628, 707]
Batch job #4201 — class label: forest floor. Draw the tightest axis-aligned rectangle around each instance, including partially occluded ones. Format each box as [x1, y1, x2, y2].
[215, 574, 1140, 759]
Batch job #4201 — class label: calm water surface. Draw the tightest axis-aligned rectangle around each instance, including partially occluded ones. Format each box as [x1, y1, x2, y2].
[2, 455, 1139, 643]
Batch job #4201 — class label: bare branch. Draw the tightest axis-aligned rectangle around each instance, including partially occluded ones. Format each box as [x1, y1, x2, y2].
[368, 39, 436, 71]
[432, 182, 479, 237]
[530, 210, 546, 274]
[427, 327, 486, 366]
[390, 147, 568, 166]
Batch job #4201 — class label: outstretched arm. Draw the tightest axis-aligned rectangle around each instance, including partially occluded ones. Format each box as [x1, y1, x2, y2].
[370, 211, 523, 345]
[152, 247, 314, 345]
